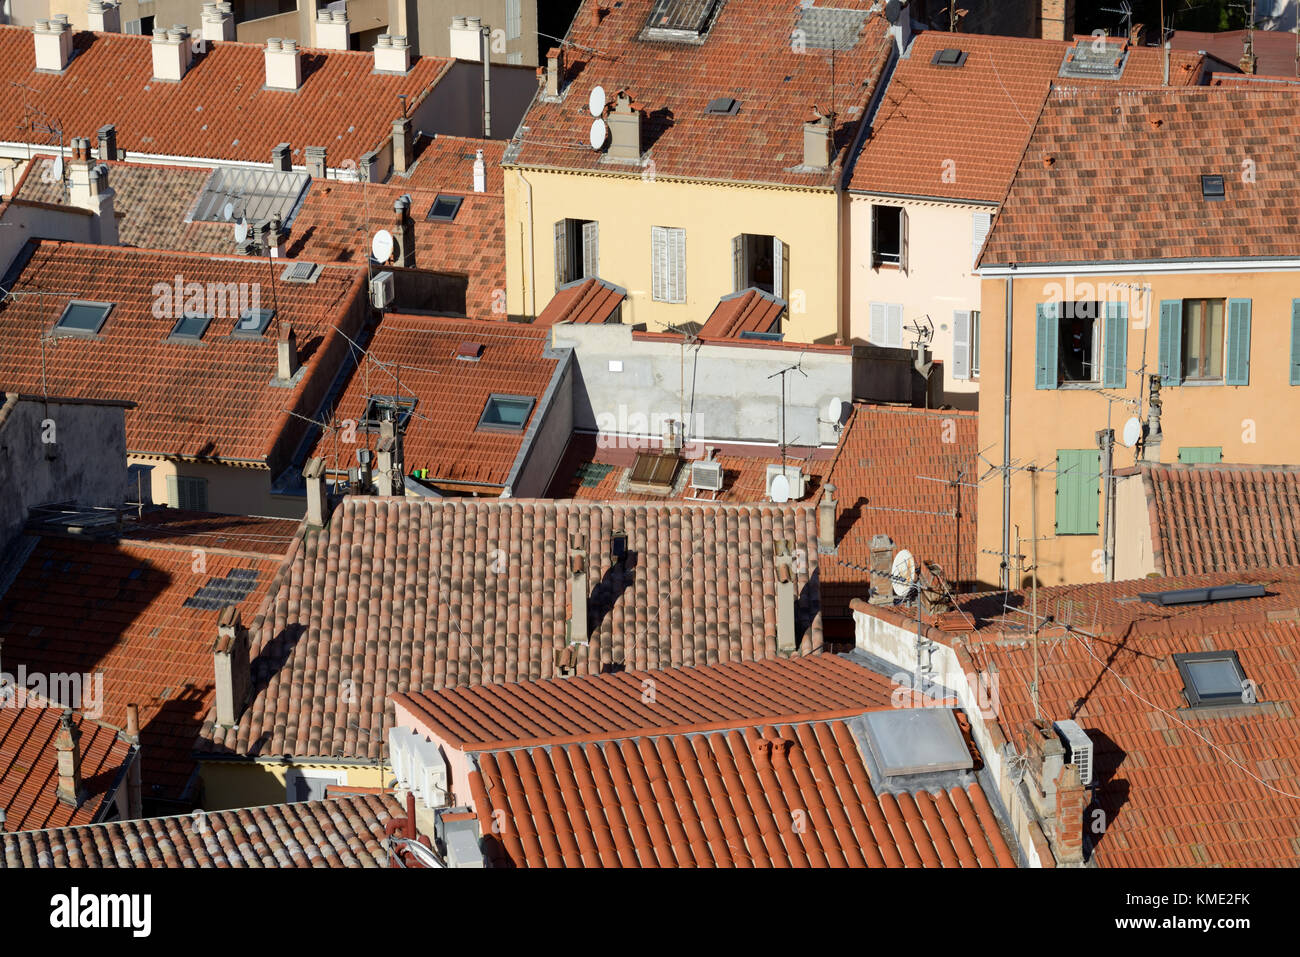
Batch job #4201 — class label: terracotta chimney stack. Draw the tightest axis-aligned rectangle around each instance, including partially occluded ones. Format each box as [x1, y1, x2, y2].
[54, 710, 84, 807]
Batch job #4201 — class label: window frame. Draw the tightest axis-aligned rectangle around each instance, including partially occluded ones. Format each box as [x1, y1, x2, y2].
[233, 307, 275, 339]
[871, 204, 905, 269]
[53, 299, 114, 337]
[426, 194, 464, 223]
[1172, 650, 1254, 708]
[1181, 297, 1227, 383]
[168, 311, 213, 343]
[651, 225, 686, 303]
[1057, 301, 1102, 386]
[477, 393, 536, 432]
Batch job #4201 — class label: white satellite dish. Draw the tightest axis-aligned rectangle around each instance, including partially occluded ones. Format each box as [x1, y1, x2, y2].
[1121, 416, 1143, 449]
[371, 228, 395, 263]
[233, 219, 249, 244]
[589, 85, 607, 117]
[589, 118, 608, 151]
[769, 472, 791, 504]
[50, 155, 63, 180]
[891, 549, 917, 597]
[222, 201, 234, 222]
[827, 397, 845, 423]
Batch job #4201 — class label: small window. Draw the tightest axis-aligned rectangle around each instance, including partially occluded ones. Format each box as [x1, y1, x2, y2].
[1059, 301, 1101, 383]
[54, 300, 113, 336]
[556, 218, 598, 286]
[932, 48, 968, 68]
[705, 96, 740, 115]
[169, 311, 213, 342]
[478, 394, 535, 431]
[233, 307, 275, 338]
[871, 205, 904, 268]
[1201, 174, 1225, 201]
[168, 475, 208, 511]
[427, 194, 464, 222]
[1182, 298, 1225, 381]
[362, 395, 417, 432]
[1173, 651, 1254, 707]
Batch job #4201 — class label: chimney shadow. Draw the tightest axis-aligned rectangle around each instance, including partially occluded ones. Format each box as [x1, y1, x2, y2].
[250, 622, 307, 693]
[588, 551, 637, 637]
[299, 52, 328, 86]
[1081, 729, 1129, 861]
[642, 108, 676, 153]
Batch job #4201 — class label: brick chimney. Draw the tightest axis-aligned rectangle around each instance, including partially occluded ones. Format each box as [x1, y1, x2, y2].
[305, 145, 328, 178]
[1040, 0, 1075, 42]
[393, 195, 415, 267]
[473, 149, 486, 192]
[316, 9, 350, 50]
[606, 90, 642, 162]
[817, 483, 837, 554]
[1021, 719, 1087, 864]
[1240, 35, 1258, 75]
[304, 456, 329, 526]
[213, 605, 251, 727]
[868, 534, 895, 604]
[774, 539, 797, 655]
[567, 536, 589, 646]
[803, 108, 834, 170]
[54, 710, 84, 807]
[544, 46, 564, 98]
[276, 320, 298, 380]
[391, 116, 413, 174]
[97, 124, 117, 162]
[34, 17, 74, 73]
[374, 34, 412, 74]
[264, 38, 302, 91]
[201, 2, 236, 43]
[271, 142, 291, 171]
[375, 417, 404, 496]
[151, 25, 192, 82]
[87, 1, 122, 33]
[1054, 763, 1086, 864]
[124, 703, 142, 818]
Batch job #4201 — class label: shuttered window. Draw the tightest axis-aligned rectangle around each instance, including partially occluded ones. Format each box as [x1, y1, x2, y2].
[1158, 299, 1183, 385]
[952, 310, 972, 380]
[506, 0, 522, 39]
[651, 226, 686, 303]
[869, 302, 905, 347]
[1035, 301, 1058, 389]
[581, 221, 599, 279]
[1225, 298, 1251, 385]
[1055, 449, 1100, 535]
[1101, 300, 1128, 388]
[167, 475, 208, 511]
[1178, 446, 1223, 464]
[1292, 299, 1300, 385]
[971, 210, 992, 269]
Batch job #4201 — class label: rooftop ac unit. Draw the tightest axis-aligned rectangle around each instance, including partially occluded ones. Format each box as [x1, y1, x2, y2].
[410, 735, 449, 809]
[690, 460, 723, 492]
[387, 726, 413, 788]
[370, 270, 395, 309]
[1053, 719, 1094, 787]
[764, 464, 805, 501]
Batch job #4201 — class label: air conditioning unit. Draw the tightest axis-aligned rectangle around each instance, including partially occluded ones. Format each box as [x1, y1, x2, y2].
[387, 726, 413, 787]
[370, 270, 395, 309]
[410, 735, 449, 809]
[690, 460, 723, 492]
[1053, 719, 1094, 787]
[764, 464, 805, 501]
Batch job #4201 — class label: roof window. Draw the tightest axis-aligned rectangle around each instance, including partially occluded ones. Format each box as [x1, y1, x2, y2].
[1138, 583, 1265, 606]
[233, 307, 275, 338]
[705, 96, 740, 115]
[169, 311, 213, 342]
[53, 300, 113, 336]
[1173, 651, 1256, 707]
[931, 48, 967, 68]
[426, 194, 464, 222]
[1201, 174, 1226, 201]
[363, 395, 417, 432]
[477, 394, 535, 431]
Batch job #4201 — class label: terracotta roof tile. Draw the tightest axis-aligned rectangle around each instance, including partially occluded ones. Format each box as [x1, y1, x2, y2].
[537, 278, 626, 325]
[1171, 29, 1300, 78]
[699, 288, 785, 338]
[0, 793, 403, 867]
[395, 134, 506, 195]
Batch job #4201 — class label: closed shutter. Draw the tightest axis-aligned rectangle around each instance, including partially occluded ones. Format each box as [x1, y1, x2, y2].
[1225, 298, 1251, 386]
[887, 303, 904, 347]
[1056, 449, 1101, 535]
[971, 211, 992, 269]
[952, 310, 971, 379]
[732, 235, 744, 292]
[554, 220, 570, 289]
[900, 207, 909, 274]
[1035, 302, 1058, 390]
[652, 226, 667, 301]
[1292, 300, 1300, 385]
[1158, 300, 1183, 385]
[971, 310, 981, 376]
[581, 221, 599, 279]
[774, 236, 788, 303]
[668, 228, 686, 303]
[177, 477, 208, 511]
[506, 0, 522, 39]
[1102, 300, 1128, 388]
[869, 302, 887, 344]
[1178, 446, 1223, 464]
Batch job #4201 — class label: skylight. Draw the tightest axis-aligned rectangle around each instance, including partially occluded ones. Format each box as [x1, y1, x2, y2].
[1173, 651, 1255, 708]
[233, 307, 275, 338]
[793, 6, 869, 50]
[54, 300, 113, 336]
[191, 166, 310, 224]
[1059, 39, 1127, 79]
[705, 96, 740, 115]
[643, 0, 721, 42]
[932, 48, 968, 68]
[280, 261, 322, 284]
[477, 394, 535, 431]
[169, 311, 213, 342]
[426, 194, 464, 222]
[1201, 174, 1226, 201]
[1139, 583, 1265, 606]
[858, 708, 974, 778]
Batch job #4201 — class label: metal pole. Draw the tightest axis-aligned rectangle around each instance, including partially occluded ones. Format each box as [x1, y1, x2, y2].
[481, 26, 492, 138]
[1001, 276, 1014, 590]
[1097, 428, 1115, 582]
[1030, 465, 1041, 720]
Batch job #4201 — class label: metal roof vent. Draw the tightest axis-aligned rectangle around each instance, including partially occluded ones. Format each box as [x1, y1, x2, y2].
[705, 96, 740, 115]
[643, 0, 721, 43]
[932, 48, 968, 68]
[455, 341, 484, 360]
[1138, 582, 1264, 606]
[793, 6, 869, 50]
[1059, 38, 1128, 79]
[1201, 174, 1226, 201]
[280, 261, 321, 283]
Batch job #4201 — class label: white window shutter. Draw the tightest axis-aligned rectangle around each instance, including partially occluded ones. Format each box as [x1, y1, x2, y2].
[952, 310, 971, 379]
[870, 302, 886, 344]
[900, 208, 909, 274]
[652, 226, 667, 301]
[670, 228, 686, 303]
[971, 211, 992, 269]
[887, 303, 904, 347]
[554, 220, 569, 289]
[582, 221, 599, 279]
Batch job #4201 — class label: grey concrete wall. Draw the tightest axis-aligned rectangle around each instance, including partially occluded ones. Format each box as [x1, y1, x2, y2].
[413, 0, 538, 64]
[507, 346, 574, 497]
[0, 199, 99, 282]
[415, 58, 536, 140]
[549, 323, 856, 449]
[0, 395, 130, 549]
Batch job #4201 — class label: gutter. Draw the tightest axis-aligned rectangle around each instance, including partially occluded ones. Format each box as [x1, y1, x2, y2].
[980, 257, 1300, 276]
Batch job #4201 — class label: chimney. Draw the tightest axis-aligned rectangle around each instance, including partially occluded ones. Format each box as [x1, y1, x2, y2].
[1040, 0, 1076, 43]
[201, 2, 236, 43]
[450, 16, 484, 60]
[54, 710, 84, 807]
[472, 148, 486, 192]
[305, 145, 327, 178]
[271, 142, 291, 171]
[391, 116, 413, 174]
[87, 1, 122, 33]
[817, 483, 837, 554]
[304, 456, 329, 526]
[68, 138, 118, 244]
[316, 9, 350, 51]
[606, 90, 642, 162]
[1053, 763, 1086, 864]
[803, 108, 834, 169]
[33, 17, 74, 73]
[374, 34, 412, 74]
[262, 213, 286, 257]
[918, 561, 954, 616]
[151, 25, 193, 82]
[567, 536, 588, 646]
[125, 703, 139, 740]
[1141, 374, 1163, 463]
[276, 320, 299, 380]
[96, 124, 117, 162]
[394, 195, 415, 267]
[124, 703, 142, 819]
[213, 605, 251, 727]
[1240, 35, 1258, 75]
[264, 37, 302, 91]
[375, 417, 403, 496]
[868, 533, 895, 604]
[887, 0, 913, 53]
[774, 539, 797, 655]
[544, 46, 564, 98]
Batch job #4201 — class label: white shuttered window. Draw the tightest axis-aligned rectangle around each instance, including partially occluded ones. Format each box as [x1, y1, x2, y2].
[652, 226, 686, 303]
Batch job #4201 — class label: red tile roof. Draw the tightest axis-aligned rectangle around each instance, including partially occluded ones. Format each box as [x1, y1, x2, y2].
[819, 404, 980, 620]
[308, 315, 560, 489]
[395, 134, 506, 195]
[394, 654, 895, 750]
[849, 32, 1205, 202]
[1, 792, 404, 867]
[507, 0, 892, 187]
[537, 278, 626, 325]
[0, 240, 367, 463]
[1171, 28, 1300, 78]
[699, 288, 785, 338]
[0, 699, 134, 833]
[0, 27, 452, 165]
[0, 520, 289, 801]
[980, 85, 1300, 267]
[1137, 464, 1300, 577]
[196, 496, 824, 761]
[468, 715, 1016, 867]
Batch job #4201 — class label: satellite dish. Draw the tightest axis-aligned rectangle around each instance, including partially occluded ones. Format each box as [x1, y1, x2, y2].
[50, 155, 63, 180]
[827, 397, 845, 423]
[233, 219, 249, 244]
[891, 549, 917, 597]
[769, 472, 791, 504]
[885, 0, 902, 24]
[589, 118, 608, 151]
[371, 228, 395, 263]
[1122, 416, 1143, 448]
[589, 85, 607, 117]
[222, 201, 234, 222]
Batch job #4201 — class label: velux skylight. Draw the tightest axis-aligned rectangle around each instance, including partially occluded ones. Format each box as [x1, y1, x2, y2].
[54, 300, 113, 336]
[1173, 651, 1255, 708]
[169, 311, 212, 342]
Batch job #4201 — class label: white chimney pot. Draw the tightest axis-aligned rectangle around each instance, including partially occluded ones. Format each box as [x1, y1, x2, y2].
[33, 17, 74, 73]
[265, 37, 303, 90]
[374, 34, 411, 74]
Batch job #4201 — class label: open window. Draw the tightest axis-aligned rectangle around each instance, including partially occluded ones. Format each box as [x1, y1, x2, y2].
[953, 309, 980, 380]
[871, 204, 907, 271]
[1059, 301, 1101, 384]
[1173, 650, 1255, 708]
[1159, 298, 1251, 386]
[730, 234, 789, 305]
[554, 218, 598, 287]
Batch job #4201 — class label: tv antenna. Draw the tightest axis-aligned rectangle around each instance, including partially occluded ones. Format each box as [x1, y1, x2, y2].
[767, 354, 808, 478]
[1100, 2, 1134, 37]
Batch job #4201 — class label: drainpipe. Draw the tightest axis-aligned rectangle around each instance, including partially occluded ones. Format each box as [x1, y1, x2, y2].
[1097, 428, 1115, 582]
[481, 25, 492, 138]
[518, 169, 536, 317]
[1001, 276, 1013, 591]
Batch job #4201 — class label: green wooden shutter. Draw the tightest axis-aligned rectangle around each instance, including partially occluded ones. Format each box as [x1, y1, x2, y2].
[1291, 300, 1300, 385]
[1158, 300, 1183, 385]
[1035, 302, 1058, 390]
[1056, 449, 1101, 535]
[1102, 300, 1128, 388]
[1178, 446, 1223, 464]
[1225, 298, 1251, 386]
